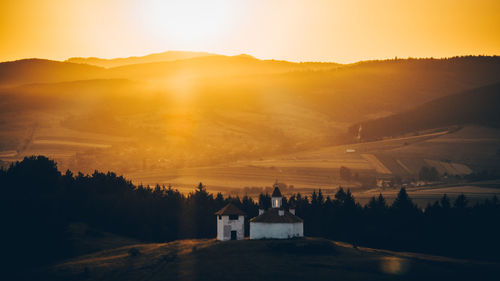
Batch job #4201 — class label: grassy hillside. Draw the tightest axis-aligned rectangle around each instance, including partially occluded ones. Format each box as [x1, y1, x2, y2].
[351, 82, 500, 140]
[66, 222, 140, 258]
[39, 238, 500, 281]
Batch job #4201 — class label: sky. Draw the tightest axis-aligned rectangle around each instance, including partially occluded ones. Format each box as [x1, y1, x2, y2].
[0, 0, 499, 63]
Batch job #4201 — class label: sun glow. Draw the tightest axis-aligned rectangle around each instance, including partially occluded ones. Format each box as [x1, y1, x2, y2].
[138, 0, 235, 46]
[0, 0, 499, 62]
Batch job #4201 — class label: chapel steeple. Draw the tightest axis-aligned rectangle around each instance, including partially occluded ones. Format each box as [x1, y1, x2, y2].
[271, 181, 282, 208]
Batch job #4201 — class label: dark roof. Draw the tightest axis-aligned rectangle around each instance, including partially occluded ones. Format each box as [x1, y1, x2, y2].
[215, 203, 246, 216]
[249, 208, 303, 223]
[271, 186, 282, 197]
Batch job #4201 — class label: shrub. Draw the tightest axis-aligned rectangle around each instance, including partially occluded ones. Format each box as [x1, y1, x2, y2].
[128, 247, 141, 257]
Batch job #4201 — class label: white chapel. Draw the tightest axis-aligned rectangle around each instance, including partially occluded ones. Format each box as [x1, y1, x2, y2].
[215, 183, 304, 241]
[215, 203, 246, 241]
[249, 183, 304, 239]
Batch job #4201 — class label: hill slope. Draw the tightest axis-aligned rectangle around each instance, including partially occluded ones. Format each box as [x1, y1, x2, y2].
[351, 82, 500, 141]
[1, 55, 500, 175]
[0, 59, 104, 87]
[40, 238, 500, 281]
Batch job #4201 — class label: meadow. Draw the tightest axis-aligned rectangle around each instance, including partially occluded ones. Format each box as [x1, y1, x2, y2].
[41, 238, 500, 281]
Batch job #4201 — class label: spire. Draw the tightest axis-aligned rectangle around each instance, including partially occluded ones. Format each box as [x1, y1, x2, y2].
[271, 181, 282, 208]
[272, 184, 282, 198]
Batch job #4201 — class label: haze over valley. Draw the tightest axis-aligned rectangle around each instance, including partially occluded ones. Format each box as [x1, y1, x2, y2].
[1, 52, 499, 202]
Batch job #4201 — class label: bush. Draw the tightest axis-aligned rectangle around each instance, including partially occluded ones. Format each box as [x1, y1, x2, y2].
[128, 247, 141, 257]
[161, 253, 177, 262]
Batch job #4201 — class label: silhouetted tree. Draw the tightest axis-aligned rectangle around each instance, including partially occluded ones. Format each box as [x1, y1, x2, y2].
[334, 187, 347, 206]
[258, 193, 271, 209]
[391, 188, 416, 212]
[4, 155, 500, 270]
[440, 194, 451, 209]
[367, 193, 387, 213]
[454, 194, 468, 209]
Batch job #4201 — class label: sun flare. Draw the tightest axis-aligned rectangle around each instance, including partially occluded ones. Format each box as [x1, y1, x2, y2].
[139, 0, 234, 45]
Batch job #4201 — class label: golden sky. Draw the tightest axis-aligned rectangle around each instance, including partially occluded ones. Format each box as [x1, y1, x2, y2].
[1, 0, 499, 63]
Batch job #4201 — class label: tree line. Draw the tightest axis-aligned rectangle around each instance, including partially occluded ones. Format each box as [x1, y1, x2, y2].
[1, 156, 500, 270]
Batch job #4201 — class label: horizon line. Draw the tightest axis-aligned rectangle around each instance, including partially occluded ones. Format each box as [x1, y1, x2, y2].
[1, 50, 499, 65]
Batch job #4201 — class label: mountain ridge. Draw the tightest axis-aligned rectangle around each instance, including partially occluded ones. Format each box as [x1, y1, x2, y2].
[65, 50, 215, 68]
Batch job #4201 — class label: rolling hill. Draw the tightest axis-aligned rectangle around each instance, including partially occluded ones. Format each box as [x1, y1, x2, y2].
[0, 59, 104, 87]
[0, 54, 339, 87]
[1, 54, 500, 184]
[351, 82, 500, 141]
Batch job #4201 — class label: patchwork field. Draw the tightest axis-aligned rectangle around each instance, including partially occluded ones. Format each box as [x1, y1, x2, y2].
[2, 125, 499, 206]
[0, 123, 130, 170]
[123, 126, 500, 207]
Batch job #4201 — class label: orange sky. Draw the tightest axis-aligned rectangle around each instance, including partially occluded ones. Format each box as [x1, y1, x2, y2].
[1, 0, 499, 63]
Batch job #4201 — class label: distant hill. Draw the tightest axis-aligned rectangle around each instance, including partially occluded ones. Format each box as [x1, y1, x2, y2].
[0, 59, 104, 87]
[350, 82, 500, 140]
[0, 54, 338, 87]
[66, 50, 214, 68]
[2, 55, 500, 172]
[104, 54, 339, 81]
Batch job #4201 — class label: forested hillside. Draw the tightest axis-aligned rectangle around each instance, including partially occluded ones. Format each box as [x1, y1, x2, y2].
[350, 82, 500, 140]
[2, 156, 500, 273]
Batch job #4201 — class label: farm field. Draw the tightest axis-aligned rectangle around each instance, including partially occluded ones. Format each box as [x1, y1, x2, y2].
[2, 125, 499, 206]
[0, 122, 130, 170]
[126, 126, 500, 206]
[128, 128, 456, 190]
